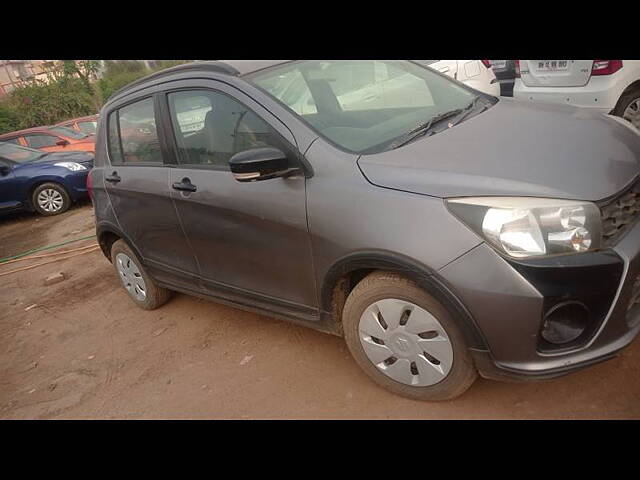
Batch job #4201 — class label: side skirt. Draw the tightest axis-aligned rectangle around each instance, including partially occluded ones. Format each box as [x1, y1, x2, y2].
[155, 280, 341, 337]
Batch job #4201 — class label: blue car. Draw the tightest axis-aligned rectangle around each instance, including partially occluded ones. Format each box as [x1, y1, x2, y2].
[0, 141, 93, 216]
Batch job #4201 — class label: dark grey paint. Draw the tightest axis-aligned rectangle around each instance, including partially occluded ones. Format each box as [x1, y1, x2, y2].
[92, 61, 640, 382]
[359, 98, 640, 201]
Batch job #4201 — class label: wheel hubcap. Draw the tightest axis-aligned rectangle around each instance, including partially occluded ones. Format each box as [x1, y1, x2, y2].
[358, 298, 453, 387]
[37, 188, 64, 213]
[623, 99, 640, 129]
[115, 253, 147, 301]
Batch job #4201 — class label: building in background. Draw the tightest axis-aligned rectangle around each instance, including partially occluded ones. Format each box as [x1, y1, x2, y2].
[0, 60, 58, 97]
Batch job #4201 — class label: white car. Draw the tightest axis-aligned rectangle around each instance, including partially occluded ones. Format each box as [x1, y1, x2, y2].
[263, 61, 500, 117]
[416, 60, 501, 96]
[514, 60, 640, 129]
[258, 61, 441, 115]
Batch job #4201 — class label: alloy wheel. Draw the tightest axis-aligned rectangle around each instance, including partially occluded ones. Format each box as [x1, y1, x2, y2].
[37, 188, 64, 213]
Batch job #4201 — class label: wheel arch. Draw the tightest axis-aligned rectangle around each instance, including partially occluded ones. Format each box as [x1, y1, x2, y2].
[621, 78, 640, 97]
[96, 222, 143, 264]
[320, 250, 488, 349]
[26, 177, 70, 210]
[614, 78, 640, 113]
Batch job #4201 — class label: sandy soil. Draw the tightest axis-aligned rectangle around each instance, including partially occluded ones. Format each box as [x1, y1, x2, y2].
[1, 204, 639, 419]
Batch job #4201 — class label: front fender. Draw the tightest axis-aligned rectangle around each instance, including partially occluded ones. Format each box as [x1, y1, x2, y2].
[320, 249, 488, 348]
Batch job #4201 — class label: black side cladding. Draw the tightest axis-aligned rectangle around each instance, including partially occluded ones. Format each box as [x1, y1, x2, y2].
[508, 250, 624, 352]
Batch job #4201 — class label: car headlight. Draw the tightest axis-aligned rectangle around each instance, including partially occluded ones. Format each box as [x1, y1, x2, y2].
[446, 197, 602, 258]
[54, 162, 87, 171]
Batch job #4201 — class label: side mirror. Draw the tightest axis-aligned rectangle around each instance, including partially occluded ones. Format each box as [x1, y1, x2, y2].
[0, 165, 10, 176]
[56, 139, 69, 146]
[229, 147, 298, 182]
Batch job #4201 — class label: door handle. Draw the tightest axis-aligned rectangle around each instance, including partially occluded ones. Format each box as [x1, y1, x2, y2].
[437, 66, 450, 73]
[172, 177, 197, 192]
[105, 172, 121, 183]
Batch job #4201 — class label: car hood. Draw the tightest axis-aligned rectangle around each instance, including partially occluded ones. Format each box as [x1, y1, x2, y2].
[357, 98, 640, 202]
[31, 151, 94, 167]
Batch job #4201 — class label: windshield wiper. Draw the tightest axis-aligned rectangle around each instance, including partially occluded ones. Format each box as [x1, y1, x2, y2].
[389, 108, 466, 150]
[448, 96, 489, 128]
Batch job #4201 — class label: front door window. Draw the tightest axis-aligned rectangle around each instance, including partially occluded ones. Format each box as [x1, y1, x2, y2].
[167, 89, 288, 168]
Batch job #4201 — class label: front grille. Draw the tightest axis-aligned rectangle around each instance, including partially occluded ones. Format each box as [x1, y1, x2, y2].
[600, 180, 640, 246]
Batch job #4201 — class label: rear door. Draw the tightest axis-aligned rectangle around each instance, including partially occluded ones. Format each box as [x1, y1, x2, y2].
[102, 92, 198, 289]
[520, 60, 593, 87]
[157, 80, 317, 311]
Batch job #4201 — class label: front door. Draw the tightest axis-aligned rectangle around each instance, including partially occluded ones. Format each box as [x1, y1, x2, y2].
[102, 93, 197, 289]
[158, 82, 317, 312]
[0, 160, 20, 211]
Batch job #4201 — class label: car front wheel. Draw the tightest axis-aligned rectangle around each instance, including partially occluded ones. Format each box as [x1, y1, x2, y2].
[342, 270, 477, 401]
[614, 87, 640, 130]
[32, 182, 71, 216]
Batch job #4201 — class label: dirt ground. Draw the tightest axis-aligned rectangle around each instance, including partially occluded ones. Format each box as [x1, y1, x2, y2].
[1, 204, 639, 419]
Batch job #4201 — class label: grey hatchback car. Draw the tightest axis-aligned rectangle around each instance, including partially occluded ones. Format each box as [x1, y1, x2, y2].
[90, 60, 640, 400]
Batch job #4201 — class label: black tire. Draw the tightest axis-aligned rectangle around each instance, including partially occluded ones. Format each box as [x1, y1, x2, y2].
[110, 239, 172, 310]
[342, 270, 477, 401]
[31, 182, 71, 216]
[612, 87, 640, 129]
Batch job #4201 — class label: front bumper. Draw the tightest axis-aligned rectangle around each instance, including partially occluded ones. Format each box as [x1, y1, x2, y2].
[438, 218, 640, 381]
[513, 76, 625, 113]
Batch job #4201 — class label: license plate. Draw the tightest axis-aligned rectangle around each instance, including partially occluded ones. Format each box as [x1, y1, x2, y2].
[491, 60, 507, 69]
[536, 60, 569, 71]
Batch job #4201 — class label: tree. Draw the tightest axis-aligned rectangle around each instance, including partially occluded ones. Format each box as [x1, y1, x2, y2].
[0, 101, 20, 133]
[62, 60, 101, 109]
[0, 60, 194, 134]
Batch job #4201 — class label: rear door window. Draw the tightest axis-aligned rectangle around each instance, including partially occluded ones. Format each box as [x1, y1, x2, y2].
[107, 97, 163, 164]
[24, 134, 59, 148]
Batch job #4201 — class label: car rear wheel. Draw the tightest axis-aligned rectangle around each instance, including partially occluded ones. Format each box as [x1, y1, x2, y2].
[614, 88, 640, 130]
[110, 239, 172, 310]
[342, 270, 477, 401]
[32, 182, 71, 216]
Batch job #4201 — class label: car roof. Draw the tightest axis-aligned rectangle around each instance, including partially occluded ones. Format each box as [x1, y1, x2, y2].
[55, 114, 99, 126]
[218, 60, 291, 75]
[0, 126, 56, 138]
[106, 60, 293, 104]
[0, 124, 93, 139]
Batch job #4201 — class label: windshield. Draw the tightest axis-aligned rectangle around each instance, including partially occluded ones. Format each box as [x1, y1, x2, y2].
[247, 60, 486, 154]
[50, 126, 89, 139]
[0, 142, 46, 163]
